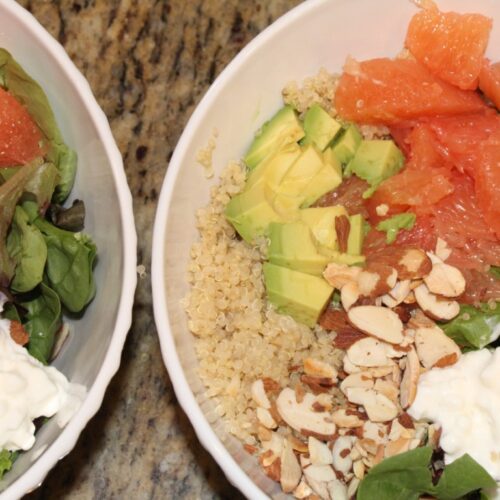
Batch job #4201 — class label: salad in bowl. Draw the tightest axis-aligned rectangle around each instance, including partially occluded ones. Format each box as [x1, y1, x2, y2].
[154, 0, 500, 498]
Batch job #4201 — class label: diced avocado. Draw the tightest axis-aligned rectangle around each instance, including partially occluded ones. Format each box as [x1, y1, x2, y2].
[244, 106, 304, 170]
[300, 206, 348, 250]
[347, 214, 364, 255]
[323, 147, 342, 179]
[322, 249, 365, 266]
[332, 124, 362, 166]
[301, 104, 342, 151]
[301, 163, 343, 208]
[267, 222, 330, 276]
[225, 186, 282, 243]
[263, 262, 333, 327]
[348, 140, 404, 197]
[245, 141, 301, 193]
[273, 145, 325, 215]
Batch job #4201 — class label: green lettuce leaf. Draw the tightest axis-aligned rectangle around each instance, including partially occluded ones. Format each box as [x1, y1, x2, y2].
[357, 447, 496, 500]
[440, 303, 500, 350]
[0, 49, 76, 203]
[376, 212, 416, 244]
[0, 450, 16, 479]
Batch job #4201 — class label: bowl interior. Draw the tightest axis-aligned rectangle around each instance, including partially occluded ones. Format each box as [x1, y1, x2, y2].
[0, 1, 134, 495]
[156, 0, 500, 497]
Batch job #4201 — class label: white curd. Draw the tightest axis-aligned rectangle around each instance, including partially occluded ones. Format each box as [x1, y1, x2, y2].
[409, 348, 500, 480]
[0, 317, 86, 451]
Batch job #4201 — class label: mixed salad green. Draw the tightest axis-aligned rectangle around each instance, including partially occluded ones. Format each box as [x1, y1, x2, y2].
[0, 49, 97, 475]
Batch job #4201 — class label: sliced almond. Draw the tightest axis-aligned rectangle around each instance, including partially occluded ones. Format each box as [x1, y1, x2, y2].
[288, 435, 309, 453]
[396, 248, 432, 279]
[341, 281, 360, 311]
[315, 393, 334, 411]
[309, 436, 333, 466]
[331, 408, 365, 428]
[389, 419, 415, 441]
[304, 358, 338, 381]
[353, 459, 365, 479]
[346, 337, 394, 367]
[414, 283, 460, 321]
[424, 260, 465, 298]
[276, 388, 336, 439]
[327, 478, 349, 500]
[324, 262, 361, 289]
[251, 379, 271, 409]
[340, 373, 374, 392]
[332, 435, 355, 473]
[357, 264, 397, 298]
[382, 280, 412, 308]
[362, 421, 388, 444]
[400, 346, 420, 409]
[261, 432, 284, 456]
[303, 470, 331, 500]
[358, 437, 379, 455]
[293, 479, 313, 499]
[348, 306, 404, 344]
[346, 388, 399, 422]
[384, 437, 411, 458]
[348, 476, 361, 498]
[280, 438, 302, 493]
[304, 464, 337, 482]
[414, 324, 461, 369]
[435, 238, 451, 261]
[373, 379, 399, 403]
[256, 407, 278, 429]
[260, 449, 279, 467]
[300, 454, 312, 469]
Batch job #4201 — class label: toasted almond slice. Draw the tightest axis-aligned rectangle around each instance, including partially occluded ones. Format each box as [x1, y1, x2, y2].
[347, 337, 393, 367]
[300, 454, 311, 468]
[346, 388, 399, 423]
[304, 358, 338, 381]
[343, 355, 361, 374]
[357, 264, 397, 298]
[400, 346, 420, 409]
[309, 436, 333, 466]
[258, 425, 273, 442]
[327, 478, 349, 500]
[303, 471, 330, 500]
[414, 283, 460, 321]
[428, 423, 442, 448]
[373, 379, 399, 403]
[348, 306, 404, 344]
[341, 281, 360, 311]
[276, 388, 336, 438]
[280, 438, 302, 493]
[324, 262, 362, 289]
[340, 373, 374, 393]
[435, 237, 451, 261]
[396, 248, 432, 279]
[256, 407, 278, 429]
[424, 260, 465, 298]
[348, 476, 361, 498]
[389, 419, 416, 441]
[331, 408, 365, 428]
[288, 435, 309, 453]
[359, 437, 379, 455]
[384, 437, 411, 458]
[261, 432, 284, 455]
[293, 479, 313, 499]
[315, 393, 334, 411]
[353, 459, 365, 479]
[414, 324, 461, 369]
[260, 449, 278, 467]
[332, 435, 356, 473]
[304, 464, 337, 482]
[382, 280, 412, 308]
[251, 379, 271, 409]
[362, 421, 387, 444]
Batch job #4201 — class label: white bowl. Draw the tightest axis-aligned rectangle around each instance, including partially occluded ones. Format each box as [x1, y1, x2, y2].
[152, 0, 500, 498]
[0, 1, 137, 498]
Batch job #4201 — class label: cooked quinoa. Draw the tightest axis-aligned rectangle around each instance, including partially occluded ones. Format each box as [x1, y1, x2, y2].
[184, 69, 386, 445]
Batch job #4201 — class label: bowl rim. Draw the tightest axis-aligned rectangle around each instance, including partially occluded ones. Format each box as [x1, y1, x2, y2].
[152, 0, 330, 498]
[1, 1, 137, 498]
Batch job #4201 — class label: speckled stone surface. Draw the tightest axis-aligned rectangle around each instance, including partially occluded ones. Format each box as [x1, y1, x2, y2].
[15, 0, 301, 498]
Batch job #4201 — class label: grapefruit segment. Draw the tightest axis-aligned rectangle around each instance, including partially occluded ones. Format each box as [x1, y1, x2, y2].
[406, 5, 492, 90]
[0, 87, 44, 167]
[334, 58, 488, 125]
[479, 58, 500, 109]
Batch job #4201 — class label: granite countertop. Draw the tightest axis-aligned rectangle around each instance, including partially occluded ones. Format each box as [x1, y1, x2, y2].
[16, 0, 301, 498]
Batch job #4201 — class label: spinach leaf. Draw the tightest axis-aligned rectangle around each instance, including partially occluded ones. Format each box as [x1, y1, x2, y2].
[0, 49, 76, 203]
[22, 162, 59, 212]
[440, 303, 500, 350]
[357, 447, 434, 500]
[357, 447, 497, 500]
[33, 216, 97, 313]
[21, 282, 62, 364]
[376, 212, 416, 244]
[0, 450, 16, 479]
[0, 161, 40, 286]
[434, 454, 496, 500]
[6, 205, 47, 293]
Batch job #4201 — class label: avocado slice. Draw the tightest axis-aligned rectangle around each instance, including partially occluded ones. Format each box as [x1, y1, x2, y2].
[244, 106, 304, 170]
[273, 145, 325, 215]
[267, 221, 330, 276]
[300, 206, 348, 251]
[332, 124, 362, 167]
[348, 140, 404, 198]
[301, 104, 342, 151]
[245, 141, 301, 193]
[324, 250, 365, 266]
[263, 262, 333, 327]
[347, 214, 364, 255]
[301, 156, 342, 208]
[225, 185, 283, 243]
